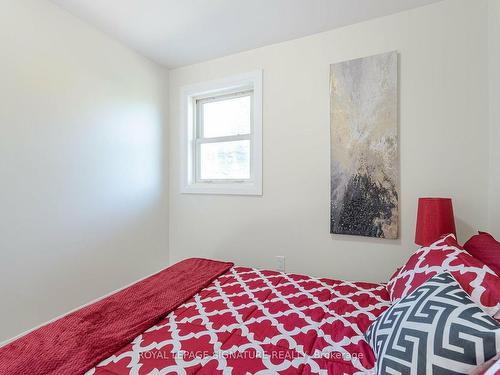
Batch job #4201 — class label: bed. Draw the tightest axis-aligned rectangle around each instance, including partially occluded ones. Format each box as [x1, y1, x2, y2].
[1, 235, 499, 375]
[87, 266, 389, 375]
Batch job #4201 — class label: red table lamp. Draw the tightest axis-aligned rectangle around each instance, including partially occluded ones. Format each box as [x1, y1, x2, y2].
[415, 197, 456, 246]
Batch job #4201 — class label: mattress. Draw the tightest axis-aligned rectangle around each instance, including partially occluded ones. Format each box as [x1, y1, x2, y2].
[87, 266, 390, 374]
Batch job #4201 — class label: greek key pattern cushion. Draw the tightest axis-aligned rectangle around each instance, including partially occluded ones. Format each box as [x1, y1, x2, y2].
[365, 272, 500, 375]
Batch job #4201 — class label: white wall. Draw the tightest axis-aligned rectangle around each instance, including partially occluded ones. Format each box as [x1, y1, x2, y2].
[0, 0, 168, 341]
[489, 0, 500, 238]
[168, 0, 490, 282]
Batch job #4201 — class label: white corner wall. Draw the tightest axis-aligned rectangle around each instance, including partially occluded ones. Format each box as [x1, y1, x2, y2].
[168, 0, 490, 282]
[489, 0, 500, 238]
[0, 0, 168, 341]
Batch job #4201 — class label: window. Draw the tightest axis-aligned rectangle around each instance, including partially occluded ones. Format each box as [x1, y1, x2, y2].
[180, 71, 262, 195]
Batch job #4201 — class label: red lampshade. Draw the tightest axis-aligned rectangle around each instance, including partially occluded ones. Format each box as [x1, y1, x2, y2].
[415, 197, 456, 246]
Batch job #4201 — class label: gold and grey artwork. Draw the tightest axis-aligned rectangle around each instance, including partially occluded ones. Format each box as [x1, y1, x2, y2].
[330, 51, 399, 239]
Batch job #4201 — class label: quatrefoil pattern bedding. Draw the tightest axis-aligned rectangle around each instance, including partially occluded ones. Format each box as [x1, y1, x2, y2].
[87, 267, 391, 374]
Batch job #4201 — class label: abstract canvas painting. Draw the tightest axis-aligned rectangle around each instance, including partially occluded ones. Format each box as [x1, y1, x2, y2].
[330, 51, 399, 239]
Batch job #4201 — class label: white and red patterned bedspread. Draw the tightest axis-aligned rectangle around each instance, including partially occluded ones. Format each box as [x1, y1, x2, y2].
[88, 266, 390, 375]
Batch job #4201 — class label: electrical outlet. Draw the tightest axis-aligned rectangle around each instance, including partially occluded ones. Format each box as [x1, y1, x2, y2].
[276, 256, 285, 273]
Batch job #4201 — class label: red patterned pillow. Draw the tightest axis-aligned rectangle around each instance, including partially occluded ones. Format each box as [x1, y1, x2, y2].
[387, 234, 500, 316]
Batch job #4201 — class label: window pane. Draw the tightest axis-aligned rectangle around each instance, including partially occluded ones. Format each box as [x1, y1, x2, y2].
[199, 140, 250, 180]
[202, 95, 251, 138]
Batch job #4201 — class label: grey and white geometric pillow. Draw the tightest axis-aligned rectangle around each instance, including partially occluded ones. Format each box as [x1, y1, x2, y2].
[365, 272, 500, 375]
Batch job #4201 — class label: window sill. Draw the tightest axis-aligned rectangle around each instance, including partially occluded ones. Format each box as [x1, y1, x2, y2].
[181, 182, 262, 196]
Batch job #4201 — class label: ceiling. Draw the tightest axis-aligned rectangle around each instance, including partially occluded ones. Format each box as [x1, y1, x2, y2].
[51, 0, 443, 68]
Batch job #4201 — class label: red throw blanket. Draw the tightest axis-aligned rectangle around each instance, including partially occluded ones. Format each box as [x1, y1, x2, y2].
[0, 258, 233, 375]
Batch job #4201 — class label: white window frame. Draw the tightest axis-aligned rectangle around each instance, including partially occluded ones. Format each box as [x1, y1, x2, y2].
[180, 70, 263, 195]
